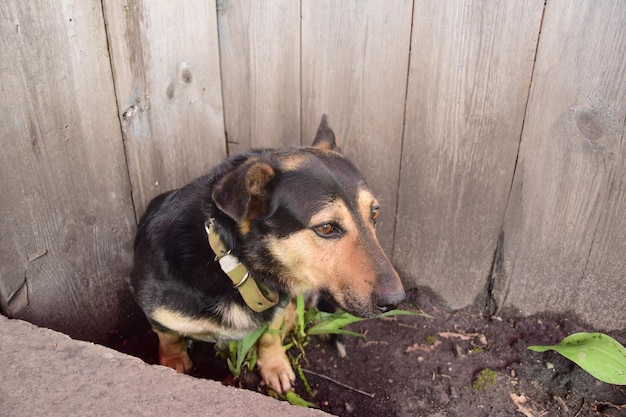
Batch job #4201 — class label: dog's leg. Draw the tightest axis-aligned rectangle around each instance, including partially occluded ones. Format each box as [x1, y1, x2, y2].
[256, 303, 296, 393]
[153, 328, 193, 373]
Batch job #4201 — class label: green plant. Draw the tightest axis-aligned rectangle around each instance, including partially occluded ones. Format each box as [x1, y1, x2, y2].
[468, 346, 484, 355]
[268, 388, 318, 408]
[225, 322, 268, 378]
[425, 334, 437, 345]
[225, 295, 428, 407]
[528, 332, 626, 385]
[283, 296, 424, 405]
[472, 368, 497, 390]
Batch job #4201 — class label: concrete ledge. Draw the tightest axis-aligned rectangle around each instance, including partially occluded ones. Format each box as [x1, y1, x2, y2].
[0, 315, 330, 417]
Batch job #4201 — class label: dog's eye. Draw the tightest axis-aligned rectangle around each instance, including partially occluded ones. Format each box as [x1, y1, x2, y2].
[314, 223, 339, 237]
[317, 224, 335, 235]
[371, 206, 380, 224]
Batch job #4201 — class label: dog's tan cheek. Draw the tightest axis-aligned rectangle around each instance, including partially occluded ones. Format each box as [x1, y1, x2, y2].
[277, 231, 376, 314]
[266, 232, 322, 291]
[266, 231, 379, 312]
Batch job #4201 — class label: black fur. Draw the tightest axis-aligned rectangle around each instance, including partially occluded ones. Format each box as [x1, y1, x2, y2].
[130, 145, 369, 334]
[130, 116, 405, 393]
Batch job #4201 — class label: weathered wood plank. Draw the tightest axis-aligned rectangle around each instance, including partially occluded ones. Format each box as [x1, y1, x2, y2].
[394, 1, 544, 307]
[499, 0, 626, 330]
[301, 0, 413, 252]
[0, 1, 138, 342]
[102, 0, 226, 217]
[217, 0, 301, 154]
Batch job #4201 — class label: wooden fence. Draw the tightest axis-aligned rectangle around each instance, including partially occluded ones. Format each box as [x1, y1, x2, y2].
[1, 0, 624, 344]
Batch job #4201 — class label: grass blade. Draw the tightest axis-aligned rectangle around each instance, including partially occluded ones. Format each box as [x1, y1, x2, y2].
[296, 294, 306, 338]
[235, 322, 269, 375]
[285, 390, 318, 408]
[380, 309, 434, 319]
[307, 312, 366, 336]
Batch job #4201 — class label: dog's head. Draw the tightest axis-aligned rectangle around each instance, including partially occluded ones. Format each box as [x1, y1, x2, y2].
[212, 115, 405, 317]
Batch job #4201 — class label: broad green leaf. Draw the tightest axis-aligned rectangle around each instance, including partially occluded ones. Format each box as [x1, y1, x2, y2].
[528, 332, 626, 385]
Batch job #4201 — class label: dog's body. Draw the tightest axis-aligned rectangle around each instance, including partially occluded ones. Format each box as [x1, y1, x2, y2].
[131, 116, 405, 392]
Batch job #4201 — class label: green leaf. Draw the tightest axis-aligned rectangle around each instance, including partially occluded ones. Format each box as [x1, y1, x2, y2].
[296, 294, 306, 339]
[295, 363, 313, 397]
[311, 328, 364, 337]
[304, 305, 322, 324]
[306, 308, 429, 336]
[307, 311, 367, 336]
[226, 357, 237, 377]
[528, 332, 626, 385]
[234, 322, 269, 376]
[246, 345, 258, 371]
[284, 390, 318, 408]
[380, 309, 434, 319]
[227, 341, 238, 376]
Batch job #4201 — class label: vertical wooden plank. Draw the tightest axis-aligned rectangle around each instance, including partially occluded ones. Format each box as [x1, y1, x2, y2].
[0, 1, 138, 343]
[102, 0, 227, 217]
[301, 0, 413, 252]
[394, 1, 544, 308]
[217, 0, 301, 154]
[500, 0, 626, 330]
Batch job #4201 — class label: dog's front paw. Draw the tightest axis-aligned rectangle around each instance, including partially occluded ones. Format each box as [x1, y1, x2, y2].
[153, 329, 193, 373]
[257, 348, 296, 393]
[256, 303, 297, 393]
[159, 351, 193, 373]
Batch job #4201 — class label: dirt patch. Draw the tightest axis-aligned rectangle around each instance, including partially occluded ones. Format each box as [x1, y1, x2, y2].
[117, 288, 626, 416]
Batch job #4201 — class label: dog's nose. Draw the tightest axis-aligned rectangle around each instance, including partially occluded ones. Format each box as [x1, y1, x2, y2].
[376, 302, 398, 313]
[374, 289, 406, 313]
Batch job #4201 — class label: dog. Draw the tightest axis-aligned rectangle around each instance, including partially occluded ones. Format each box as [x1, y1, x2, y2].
[130, 115, 405, 393]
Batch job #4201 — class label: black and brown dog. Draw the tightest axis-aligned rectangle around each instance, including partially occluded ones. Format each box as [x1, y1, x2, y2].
[131, 115, 405, 393]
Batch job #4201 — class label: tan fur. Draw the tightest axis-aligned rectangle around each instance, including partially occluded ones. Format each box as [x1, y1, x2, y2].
[152, 307, 254, 342]
[357, 189, 379, 234]
[214, 301, 261, 332]
[256, 302, 297, 392]
[277, 153, 307, 171]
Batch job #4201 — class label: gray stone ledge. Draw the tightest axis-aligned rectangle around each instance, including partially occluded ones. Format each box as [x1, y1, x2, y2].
[0, 315, 331, 417]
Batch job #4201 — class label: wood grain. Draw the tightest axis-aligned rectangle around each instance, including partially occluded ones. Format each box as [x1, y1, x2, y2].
[301, 0, 414, 252]
[0, 1, 138, 342]
[102, 0, 227, 217]
[500, 0, 626, 329]
[393, 1, 544, 307]
[217, 0, 301, 154]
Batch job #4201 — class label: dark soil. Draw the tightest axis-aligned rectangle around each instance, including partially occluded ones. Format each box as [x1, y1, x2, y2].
[117, 288, 626, 417]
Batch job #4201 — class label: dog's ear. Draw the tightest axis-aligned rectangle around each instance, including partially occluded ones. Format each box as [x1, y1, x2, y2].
[312, 114, 341, 152]
[212, 160, 275, 223]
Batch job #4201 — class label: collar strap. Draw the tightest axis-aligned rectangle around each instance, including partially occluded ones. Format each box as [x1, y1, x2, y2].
[205, 220, 279, 312]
